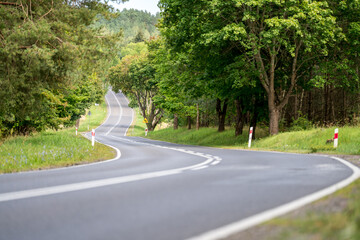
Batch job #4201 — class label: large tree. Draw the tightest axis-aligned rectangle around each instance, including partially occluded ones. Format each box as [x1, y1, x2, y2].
[0, 0, 123, 136]
[159, 0, 342, 135]
[108, 41, 163, 131]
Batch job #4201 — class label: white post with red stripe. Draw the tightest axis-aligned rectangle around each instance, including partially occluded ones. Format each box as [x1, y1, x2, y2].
[334, 128, 338, 148]
[145, 128, 148, 136]
[91, 129, 95, 146]
[76, 127, 78, 136]
[248, 127, 253, 148]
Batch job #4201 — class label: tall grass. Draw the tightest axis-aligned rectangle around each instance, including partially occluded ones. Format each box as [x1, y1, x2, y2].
[252, 127, 360, 155]
[0, 102, 115, 173]
[131, 109, 360, 155]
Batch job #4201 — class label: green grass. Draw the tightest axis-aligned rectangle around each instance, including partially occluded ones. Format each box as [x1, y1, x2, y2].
[267, 178, 360, 240]
[130, 105, 360, 155]
[77, 102, 109, 132]
[0, 102, 115, 173]
[127, 108, 147, 136]
[134, 123, 360, 155]
[251, 127, 360, 155]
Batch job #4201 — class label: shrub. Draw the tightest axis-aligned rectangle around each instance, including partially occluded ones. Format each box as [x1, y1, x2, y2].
[290, 116, 313, 131]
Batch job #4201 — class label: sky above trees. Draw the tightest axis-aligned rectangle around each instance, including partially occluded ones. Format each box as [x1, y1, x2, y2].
[110, 0, 160, 15]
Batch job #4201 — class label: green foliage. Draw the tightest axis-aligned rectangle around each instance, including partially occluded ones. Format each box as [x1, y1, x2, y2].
[108, 40, 163, 130]
[120, 42, 148, 57]
[159, 0, 344, 135]
[0, 100, 114, 173]
[94, 9, 160, 44]
[290, 115, 313, 131]
[0, 0, 120, 138]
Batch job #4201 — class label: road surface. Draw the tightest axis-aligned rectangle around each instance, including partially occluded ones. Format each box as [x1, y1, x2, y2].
[0, 91, 358, 240]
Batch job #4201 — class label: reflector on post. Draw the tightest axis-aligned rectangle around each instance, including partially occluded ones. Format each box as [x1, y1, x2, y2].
[334, 128, 338, 148]
[248, 127, 253, 148]
[91, 129, 95, 146]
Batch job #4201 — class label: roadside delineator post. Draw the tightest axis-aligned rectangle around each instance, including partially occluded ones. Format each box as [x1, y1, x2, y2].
[145, 128, 148, 136]
[248, 127, 253, 148]
[334, 128, 338, 148]
[76, 127, 78, 136]
[91, 129, 95, 146]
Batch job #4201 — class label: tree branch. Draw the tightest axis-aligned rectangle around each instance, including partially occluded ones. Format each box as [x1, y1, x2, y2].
[278, 40, 302, 109]
[39, 1, 53, 20]
[0, 2, 21, 7]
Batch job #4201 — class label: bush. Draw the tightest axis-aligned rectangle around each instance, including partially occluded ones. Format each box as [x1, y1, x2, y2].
[290, 116, 313, 131]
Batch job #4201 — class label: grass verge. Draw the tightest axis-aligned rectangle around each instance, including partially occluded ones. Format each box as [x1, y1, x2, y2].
[134, 124, 360, 155]
[0, 102, 116, 173]
[266, 177, 360, 240]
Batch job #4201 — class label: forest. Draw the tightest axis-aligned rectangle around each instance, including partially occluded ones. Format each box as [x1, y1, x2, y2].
[109, 0, 360, 138]
[94, 8, 160, 45]
[1, 0, 359, 140]
[0, 0, 158, 138]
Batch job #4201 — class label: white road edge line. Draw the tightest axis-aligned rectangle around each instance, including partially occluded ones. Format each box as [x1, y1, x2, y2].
[107, 135, 220, 172]
[187, 156, 360, 240]
[123, 94, 134, 136]
[100, 93, 112, 131]
[0, 170, 180, 202]
[9, 91, 122, 175]
[105, 91, 123, 136]
[0, 141, 214, 202]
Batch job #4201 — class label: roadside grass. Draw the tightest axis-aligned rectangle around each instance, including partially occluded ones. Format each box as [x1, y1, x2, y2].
[0, 101, 115, 174]
[267, 178, 360, 240]
[133, 114, 360, 155]
[251, 127, 360, 155]
[77, 102, 108, 133]
[127, 108, 146, 136]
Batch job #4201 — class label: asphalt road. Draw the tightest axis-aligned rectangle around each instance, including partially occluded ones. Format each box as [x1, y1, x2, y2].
[0, 91, 358, 240]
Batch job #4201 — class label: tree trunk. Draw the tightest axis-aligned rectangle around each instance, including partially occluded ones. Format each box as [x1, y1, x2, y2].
[307, 90, 312, 121]
[187, 116, 191, 130]
[250, 110, 258, 140]
[146, 123, 153, 131]
[294, 88, 298, 120]
[268, 84, 281, 135]
[216, 98, 228, 132]
[75, 119, 80, 128]
[324, 85, 329, 125]
[173, 113, 178, 130]
[342, 89, 346, 122]
[196, 103, 200, 130]
[234, 99, 244, 136]
[269, 107, 280, 135]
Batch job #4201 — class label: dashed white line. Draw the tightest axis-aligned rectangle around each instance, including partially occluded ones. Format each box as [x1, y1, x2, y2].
[211, 161, 221, 166]
[192, 166, 209, 171]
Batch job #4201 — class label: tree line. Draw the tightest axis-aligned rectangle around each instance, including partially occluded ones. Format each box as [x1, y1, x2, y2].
[0, 0, 126, 138]
[93, 9, 160, 46]
[109, 0, 360, 137]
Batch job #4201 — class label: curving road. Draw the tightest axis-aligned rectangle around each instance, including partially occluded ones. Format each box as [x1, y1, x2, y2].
[0, 91, 359, 240]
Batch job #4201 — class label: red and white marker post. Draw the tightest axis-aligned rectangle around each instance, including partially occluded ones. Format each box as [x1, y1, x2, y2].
[334, 128, 338, 148]
[145, 128, 148, 136]
[75, 127, 78, 136]
[248, 127, 253, 148]
[91, 129, 95, 146]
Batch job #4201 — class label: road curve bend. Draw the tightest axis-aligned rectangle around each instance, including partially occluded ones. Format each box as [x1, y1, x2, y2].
[0, 90, 359, 240]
